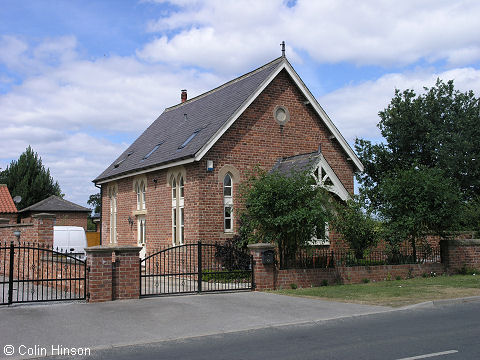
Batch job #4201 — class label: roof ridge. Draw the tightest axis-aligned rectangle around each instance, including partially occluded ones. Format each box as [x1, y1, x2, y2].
[164, 56, 284, 112]
[20, 195, 89, 213]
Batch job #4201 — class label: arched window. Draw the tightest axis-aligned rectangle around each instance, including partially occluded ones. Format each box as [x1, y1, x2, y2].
[109, 185, 117, 244]
[171, 174, 184, 246]
[223, 173, 233, 232]
[135, 180, 146, 210]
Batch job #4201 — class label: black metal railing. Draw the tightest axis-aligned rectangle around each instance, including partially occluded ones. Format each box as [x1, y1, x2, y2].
[279, 246, 441, 270]
[140, 241, 254, 297]
[1, 241, 87, 305]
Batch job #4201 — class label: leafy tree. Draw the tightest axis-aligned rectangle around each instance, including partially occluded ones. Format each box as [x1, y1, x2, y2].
[332, 197, 379, 260]
[378, 166, 462, 260]
[0, 146, 62, 210]
[355, 79, 480, 210]
[87, 193, 101, 214]
[239, 168, 333, 262]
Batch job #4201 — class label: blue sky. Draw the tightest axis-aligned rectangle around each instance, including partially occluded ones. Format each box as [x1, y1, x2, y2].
[1, 0, 480, 208]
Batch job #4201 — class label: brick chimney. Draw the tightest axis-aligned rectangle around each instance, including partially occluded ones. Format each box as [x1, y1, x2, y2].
[181, 89, 187, 103]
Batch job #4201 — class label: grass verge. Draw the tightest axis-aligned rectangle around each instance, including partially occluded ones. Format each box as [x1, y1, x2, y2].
[273, 275, 480, 307]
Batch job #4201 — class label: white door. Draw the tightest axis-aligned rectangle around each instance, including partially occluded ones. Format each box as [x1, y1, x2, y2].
[137, 216, 146, 259]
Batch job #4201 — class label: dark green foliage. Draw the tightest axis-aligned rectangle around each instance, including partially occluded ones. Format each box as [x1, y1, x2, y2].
[214, 235, 250, 271]
[332, 197, 379, 259]
[201, 269, 251, 283]
[0, 146, 62, 210]
[87, 193, 101, 214]
[458, 265, 477, 275]
[379, 167, 462, 257]
[87, 217, 96, 231]
[355, 79, 480, 210]
[239, 167, 333, 260]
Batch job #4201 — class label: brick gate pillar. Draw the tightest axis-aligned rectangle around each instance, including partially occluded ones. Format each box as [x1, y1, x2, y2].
[248, 243, 276, 290]
[440, 239, 480, 273]
[85, 246, 141, 303]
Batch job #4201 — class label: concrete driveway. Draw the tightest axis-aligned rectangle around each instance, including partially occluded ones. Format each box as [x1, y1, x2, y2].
[0, 292, 389, 359]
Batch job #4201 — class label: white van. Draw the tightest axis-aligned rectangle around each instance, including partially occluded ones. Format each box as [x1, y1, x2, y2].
[53, 226, 87, 260]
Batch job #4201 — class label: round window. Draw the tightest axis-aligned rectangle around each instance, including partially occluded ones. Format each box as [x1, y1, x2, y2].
[273, 105, 290, 125]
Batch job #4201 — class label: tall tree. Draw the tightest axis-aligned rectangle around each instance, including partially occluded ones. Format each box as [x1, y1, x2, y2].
[0, 146, 62, 210]
[356, 79, 480, 209]
[378, 166, 463, 258]
[87, 193, 101, 214]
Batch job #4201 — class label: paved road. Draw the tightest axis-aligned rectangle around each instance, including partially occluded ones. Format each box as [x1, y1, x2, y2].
[0, 292, 388, 359]
[47, 300, 480, 360]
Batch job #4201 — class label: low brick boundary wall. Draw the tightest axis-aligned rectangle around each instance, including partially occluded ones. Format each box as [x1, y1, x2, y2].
[249, 243, 447, 290]
[273, 263, 445, 289]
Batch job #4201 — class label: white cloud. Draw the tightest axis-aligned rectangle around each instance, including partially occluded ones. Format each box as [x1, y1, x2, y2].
[0, 36, 226, 207]
[140, 0, 480, 69]
[320, 67, 480, 143]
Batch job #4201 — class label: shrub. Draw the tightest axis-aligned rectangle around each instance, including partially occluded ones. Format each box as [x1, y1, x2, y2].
[362, 278, 370, 283]
[321, 279, 328, 287]
[290, 283, 298, 289]
[214, 235, 250, 271]
[459, 264, 477, 275]
[332, 196, 379, 260]
[396, 276, 402, 280]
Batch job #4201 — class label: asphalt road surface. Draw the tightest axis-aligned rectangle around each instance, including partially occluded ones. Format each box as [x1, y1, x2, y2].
[49, 300, 480, 360]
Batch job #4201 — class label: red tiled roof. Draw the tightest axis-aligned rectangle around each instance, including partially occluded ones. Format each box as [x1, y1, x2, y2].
[0, 184, 17, 213]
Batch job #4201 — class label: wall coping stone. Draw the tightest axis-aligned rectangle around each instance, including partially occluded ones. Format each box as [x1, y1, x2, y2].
[32, 213, 56, 218]
[0, 223, 34, 229]
[85, 245, 142, 253]
[247, 243, 275, 251]
[440, 239, 480, 246]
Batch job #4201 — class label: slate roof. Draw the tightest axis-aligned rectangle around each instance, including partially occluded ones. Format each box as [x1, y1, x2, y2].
[0, 184, 17, 213]
[20, 195, 90, 213]
[271, 152, 320, 176]
[94, 57, 284, 183]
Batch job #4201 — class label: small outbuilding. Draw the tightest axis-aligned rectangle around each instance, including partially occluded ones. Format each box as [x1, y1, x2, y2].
[19, 195, 90, 231]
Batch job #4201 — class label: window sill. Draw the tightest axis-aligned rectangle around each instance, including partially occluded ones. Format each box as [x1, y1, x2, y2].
[219, 232, 235, 239]
[133, 209, 147, 216]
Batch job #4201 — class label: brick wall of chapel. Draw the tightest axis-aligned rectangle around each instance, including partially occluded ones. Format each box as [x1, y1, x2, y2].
[189, 69, 355, 244]
[100, 69, 355, 250]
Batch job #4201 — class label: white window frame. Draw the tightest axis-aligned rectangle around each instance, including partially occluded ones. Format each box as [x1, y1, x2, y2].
[223, 173, 233, 232]
[135, 179, 146, 211]
[137, 215, 146, 255]
[171, 174, 184, 246]
[310, 223, 330, 246]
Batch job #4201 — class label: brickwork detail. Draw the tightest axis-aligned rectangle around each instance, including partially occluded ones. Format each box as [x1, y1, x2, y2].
[440, 239, 480, 273]
[85, 246, 141, 303]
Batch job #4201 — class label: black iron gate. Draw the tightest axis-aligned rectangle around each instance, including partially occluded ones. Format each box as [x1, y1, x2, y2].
[1, 241, 87, 305]
[140, 241, 254, 297]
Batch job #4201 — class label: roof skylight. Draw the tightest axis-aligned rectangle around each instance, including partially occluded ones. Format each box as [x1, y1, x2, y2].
[178, 130, 201, 150]
[143, 141, 164, 160]
[114, 151, 133, 168]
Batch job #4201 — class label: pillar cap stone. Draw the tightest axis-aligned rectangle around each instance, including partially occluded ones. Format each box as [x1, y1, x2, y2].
[85, 245, 142, 253]
[247, 243, 276, 251]
[440, 239, 480, 246]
